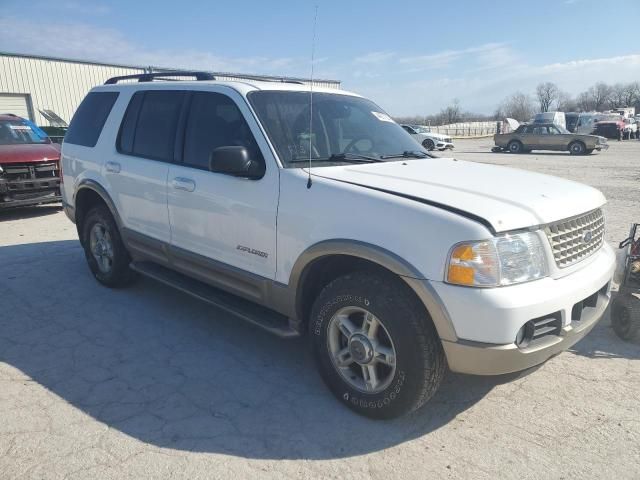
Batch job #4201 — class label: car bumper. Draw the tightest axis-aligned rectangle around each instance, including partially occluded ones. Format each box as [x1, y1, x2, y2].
[0, 177, 61, 209]
[436, 142, 454, 150]
[431, 243, 615, 375]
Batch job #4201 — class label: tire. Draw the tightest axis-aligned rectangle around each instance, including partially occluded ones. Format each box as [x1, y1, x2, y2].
[611, 294, 640, 341]
[422, 139, 435, 151]
[82, 205, 136, 288]
[569, 141, 586, 155]
[507, 140, 522, 153]
[310, 272, 445, 419]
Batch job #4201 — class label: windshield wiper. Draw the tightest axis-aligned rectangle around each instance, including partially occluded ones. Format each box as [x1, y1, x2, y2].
[380, 150, 432, 159]
[289, 152, 383, 164]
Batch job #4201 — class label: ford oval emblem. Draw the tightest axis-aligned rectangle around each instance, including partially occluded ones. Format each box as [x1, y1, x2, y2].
[582, 230, 593, 244]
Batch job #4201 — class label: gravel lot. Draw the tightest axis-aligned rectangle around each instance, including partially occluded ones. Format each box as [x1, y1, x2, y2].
[1, 138, 639, 479]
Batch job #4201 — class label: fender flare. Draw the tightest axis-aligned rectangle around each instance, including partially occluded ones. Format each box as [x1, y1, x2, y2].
[74, 179, 124, 231]
[288, 239, 458, 342]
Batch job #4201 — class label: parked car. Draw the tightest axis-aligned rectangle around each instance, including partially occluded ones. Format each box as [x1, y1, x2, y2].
[494, 122, 608, 154]
[593, 119, 625, 140]
[565, 112, 579, 133]
[61, 71, 615, 419]
[0, 113, 61, 209]
[533, 111, 566, 130]
[401, 124, 454, 151]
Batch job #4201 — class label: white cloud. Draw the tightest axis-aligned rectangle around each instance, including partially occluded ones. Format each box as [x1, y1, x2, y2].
[398, 43, 510, 70]
[0, 16, 300, 76]
[354, 51, 395, 64]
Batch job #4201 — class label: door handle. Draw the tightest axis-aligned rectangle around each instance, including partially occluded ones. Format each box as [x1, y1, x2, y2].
[105, 161, 121, 173]
[171, 177, 196, 192]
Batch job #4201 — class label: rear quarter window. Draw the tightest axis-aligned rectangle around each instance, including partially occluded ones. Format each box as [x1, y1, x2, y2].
[117, 90, 184, 162]
[65, 91, 119, 147]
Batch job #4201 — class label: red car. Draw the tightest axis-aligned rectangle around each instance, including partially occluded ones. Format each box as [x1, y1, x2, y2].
[0, 114, 61, 209]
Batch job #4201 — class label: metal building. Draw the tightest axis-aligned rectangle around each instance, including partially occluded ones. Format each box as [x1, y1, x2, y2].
[0, 51, 341, 126]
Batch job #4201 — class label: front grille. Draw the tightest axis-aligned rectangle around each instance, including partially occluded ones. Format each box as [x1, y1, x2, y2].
[2, 162, 59, 180]
[545, 209, 605, 268]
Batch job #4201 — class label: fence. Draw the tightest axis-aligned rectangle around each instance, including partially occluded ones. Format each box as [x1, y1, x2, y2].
[425, 121, 500, 138]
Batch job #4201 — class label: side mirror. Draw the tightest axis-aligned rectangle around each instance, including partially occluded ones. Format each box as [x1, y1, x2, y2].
[209, 146, 264, 179]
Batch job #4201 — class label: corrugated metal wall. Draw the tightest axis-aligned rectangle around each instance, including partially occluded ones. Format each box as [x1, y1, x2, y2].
[0, 53, 342, 126]
[0, 54, 143, 125]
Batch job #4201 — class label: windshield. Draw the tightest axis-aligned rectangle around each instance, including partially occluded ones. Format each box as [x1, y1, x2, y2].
[0, 119, 50, 145]
[248, 91, 428, 167]
[555, 125, 570, 134]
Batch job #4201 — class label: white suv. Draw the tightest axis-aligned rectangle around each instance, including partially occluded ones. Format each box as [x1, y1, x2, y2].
[61, 71, 615, 419]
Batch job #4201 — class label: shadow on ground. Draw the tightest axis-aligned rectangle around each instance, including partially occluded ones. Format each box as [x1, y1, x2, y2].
[0, 204, 62, 222]
[569, 293, 640, 360]
[0, 240, 520, 459]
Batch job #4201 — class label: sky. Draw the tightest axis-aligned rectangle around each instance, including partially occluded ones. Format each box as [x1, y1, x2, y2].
[1, 0, 639, 116]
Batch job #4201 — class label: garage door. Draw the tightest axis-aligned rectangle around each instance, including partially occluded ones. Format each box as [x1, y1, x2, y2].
[0, 94, 32, 120]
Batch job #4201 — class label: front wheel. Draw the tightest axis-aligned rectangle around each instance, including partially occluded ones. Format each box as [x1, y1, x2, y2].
[310, 272, 445, 419]
[422, 139, 435, 151]
[569, 141, 586, 155]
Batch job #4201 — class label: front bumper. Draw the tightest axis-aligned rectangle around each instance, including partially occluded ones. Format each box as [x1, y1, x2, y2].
[432, 243, 615, 375]
[436, 141, 454, 150]
[0, 177, 61, 209]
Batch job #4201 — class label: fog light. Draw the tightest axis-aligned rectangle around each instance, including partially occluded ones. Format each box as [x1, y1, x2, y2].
[515, 321, 535, 348]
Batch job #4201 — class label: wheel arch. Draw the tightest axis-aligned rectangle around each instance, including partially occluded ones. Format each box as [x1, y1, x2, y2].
[289, 240, 458, 342]
[74, 180, 123, 244]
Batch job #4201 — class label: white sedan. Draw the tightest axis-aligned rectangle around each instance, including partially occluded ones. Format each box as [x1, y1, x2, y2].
[401, 124, 454, 151]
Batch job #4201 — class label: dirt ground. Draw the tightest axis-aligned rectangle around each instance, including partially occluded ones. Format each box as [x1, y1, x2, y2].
[1, 139, 639, 479]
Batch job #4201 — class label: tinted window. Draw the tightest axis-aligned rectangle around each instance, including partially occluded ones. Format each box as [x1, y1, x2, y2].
[183, 92, 263, 170]
[65, 91, 118, 147]
[119, 91, 184, 161]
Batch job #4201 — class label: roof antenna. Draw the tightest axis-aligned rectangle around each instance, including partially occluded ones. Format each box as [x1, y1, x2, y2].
[307, 5, 319, 189]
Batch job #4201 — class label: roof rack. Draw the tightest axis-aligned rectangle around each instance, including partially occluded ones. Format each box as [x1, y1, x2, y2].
[104, 71, 216, 85]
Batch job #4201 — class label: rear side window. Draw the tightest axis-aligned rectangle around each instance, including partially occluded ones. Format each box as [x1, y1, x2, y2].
[65, 91, 119, 147]
[118, 91, 184, 162]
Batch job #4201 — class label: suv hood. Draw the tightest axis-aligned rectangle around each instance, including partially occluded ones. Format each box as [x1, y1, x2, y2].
[0, 143, 60, 165]
[313, 157, 606, 233]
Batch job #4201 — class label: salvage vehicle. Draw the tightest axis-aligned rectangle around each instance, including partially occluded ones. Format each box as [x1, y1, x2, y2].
[493, 122, 608, 154]
[61, 71, 615, 419]
[533, 111, 566, 130]
[401, 124, 454, 151]
[612, 224, 640, 341]
[0, 114, 61, 209]
[593, 119, 624, 140]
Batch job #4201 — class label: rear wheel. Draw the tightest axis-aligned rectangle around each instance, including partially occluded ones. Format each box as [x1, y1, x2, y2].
[82, 205, 136, 288]
[611, 294, 640, 341]
[422, 139, 435, 151]
[569, 141, 586, 155]
[507, 140, 523, 153]
[310, 272, 445, 419]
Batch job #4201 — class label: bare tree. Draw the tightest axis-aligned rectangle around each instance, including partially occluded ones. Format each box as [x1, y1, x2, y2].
[590, 82, 612, 111]
[536, 82, 559, 112]
[439, 99, 461, 124]
[500, 92, 535, 122]
[609, 83, 628, 108]
[555, 90, 577, 112]
[622, 82, 640, 107]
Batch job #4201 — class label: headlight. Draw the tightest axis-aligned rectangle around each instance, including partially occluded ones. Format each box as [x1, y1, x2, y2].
[446, 231, 548, 287]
